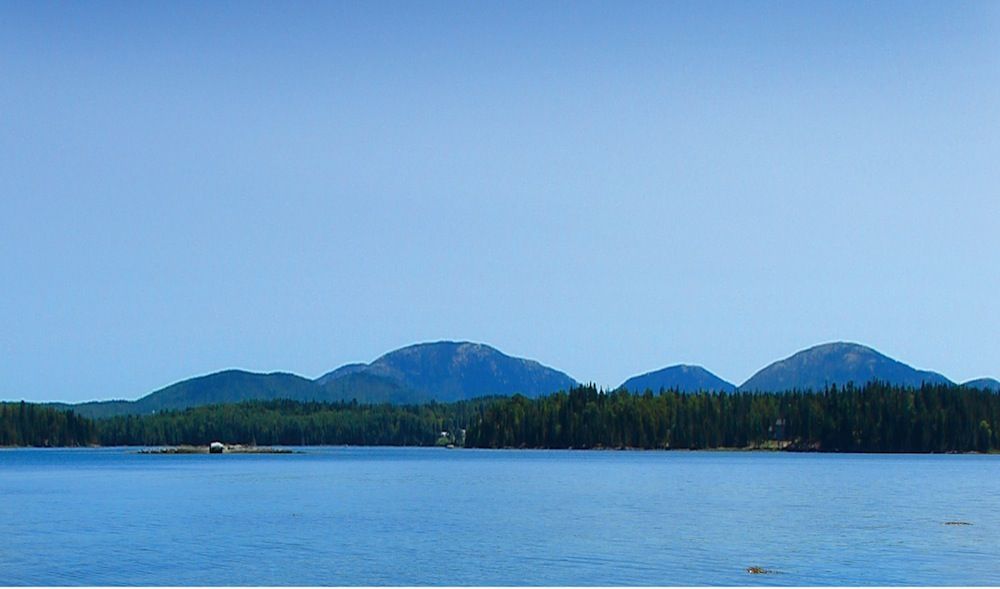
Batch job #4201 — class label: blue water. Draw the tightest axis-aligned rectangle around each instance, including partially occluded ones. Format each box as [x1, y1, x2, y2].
[1, 448, 998, 586]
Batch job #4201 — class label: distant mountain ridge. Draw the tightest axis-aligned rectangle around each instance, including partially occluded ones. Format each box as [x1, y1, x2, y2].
[963, 378, 1000, 391]
[53, 370, 323, 419]
[618, 365, 735, 393]
[40, 339, 998, 418]
[315, 363, 368, 384]
[57, 341, 578, 418]
[739, 342, 953, 392]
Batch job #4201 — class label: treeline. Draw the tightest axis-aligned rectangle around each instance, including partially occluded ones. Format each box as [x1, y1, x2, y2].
[466, 382, 1000, 452]
[97, 399, 485, 446]
[3, 384, 999, 452]
[0, 402, 97, 447]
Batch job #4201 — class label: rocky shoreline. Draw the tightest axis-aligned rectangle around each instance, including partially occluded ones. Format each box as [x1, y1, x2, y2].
[137, 444, 295, 454]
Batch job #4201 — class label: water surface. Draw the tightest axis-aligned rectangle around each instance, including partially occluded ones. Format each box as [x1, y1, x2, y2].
[1, 448, 998, 585]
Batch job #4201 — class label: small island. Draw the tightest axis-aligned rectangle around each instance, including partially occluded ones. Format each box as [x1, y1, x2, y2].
[138, 443, 295, 455]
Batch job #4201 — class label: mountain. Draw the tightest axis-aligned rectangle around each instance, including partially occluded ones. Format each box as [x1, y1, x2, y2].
[56, 370, 322, 418]
[316, 341, 578, 402]
[55, 341, 577, 417]
[618, 365, 736, 393]
[317, 371, 435, 405]
[740, 342, 953, 392]
[963, 378, 1000, 392]
[48, 340, 981, 418]
[315, 363, 369, 385]
[48, 400, 140, 419]
[134, 370, 321, 410]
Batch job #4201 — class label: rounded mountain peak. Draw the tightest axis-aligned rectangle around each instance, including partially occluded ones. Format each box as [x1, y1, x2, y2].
[360, 341, 576, 401]
[377, 340, 497, 359]
[740, 341, 951, 392]
[619, 364, 736, 393]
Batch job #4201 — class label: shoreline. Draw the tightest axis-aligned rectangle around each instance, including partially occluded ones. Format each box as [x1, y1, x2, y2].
[2, 444, 996, 455]
[137, 444, 296, 454]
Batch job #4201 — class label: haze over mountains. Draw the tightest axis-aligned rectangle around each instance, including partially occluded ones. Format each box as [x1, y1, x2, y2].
[42, 340, 997, 418]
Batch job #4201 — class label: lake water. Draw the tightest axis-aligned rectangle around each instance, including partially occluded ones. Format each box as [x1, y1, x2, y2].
[1, 448, 998, 586]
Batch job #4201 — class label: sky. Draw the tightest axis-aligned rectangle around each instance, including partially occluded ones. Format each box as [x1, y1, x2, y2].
[2, 1, 999, 402]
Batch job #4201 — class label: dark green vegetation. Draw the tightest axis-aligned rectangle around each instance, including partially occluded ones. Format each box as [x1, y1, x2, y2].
[467, 382, 1000, 452]
[98, 399, 487, 447]
[739, 342, 951, 391]
[3, 399, 490, 447]
[0, 402, 96, 447]
[619, 364, 735, 393]
[53, 341, 578, 418]
[6, 383, 1000, 453]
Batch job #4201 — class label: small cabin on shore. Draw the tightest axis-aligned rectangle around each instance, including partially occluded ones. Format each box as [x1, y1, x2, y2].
[209, 441, 225, 454]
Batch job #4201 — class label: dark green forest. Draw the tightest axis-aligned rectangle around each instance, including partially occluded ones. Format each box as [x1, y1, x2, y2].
[2, 382, 999, 452]
[0, 402, 97, 447]
[466, 383, 1000, 452]
[1, 398, 489, 447]
[97, 399, 486, 446]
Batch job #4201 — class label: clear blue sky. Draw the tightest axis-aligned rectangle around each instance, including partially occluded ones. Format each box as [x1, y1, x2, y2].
[2, 1, 998, 402]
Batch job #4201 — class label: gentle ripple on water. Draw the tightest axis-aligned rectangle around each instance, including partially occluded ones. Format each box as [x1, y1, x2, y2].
[1, 447, 999, 585]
